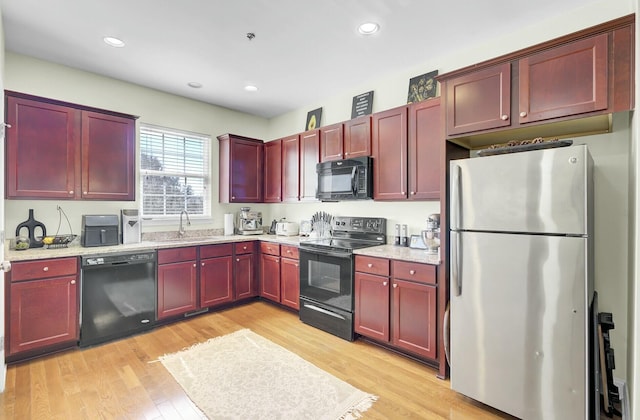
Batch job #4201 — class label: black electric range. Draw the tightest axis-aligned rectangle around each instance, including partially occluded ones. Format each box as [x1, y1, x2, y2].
[298, 216, 386, 341]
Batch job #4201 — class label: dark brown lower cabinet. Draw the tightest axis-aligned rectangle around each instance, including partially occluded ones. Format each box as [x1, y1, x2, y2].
[157, 247, 198, 319]
[234, 242, 258, 300]
[7, 257, 79, 357]
[354, 255, 437, 361]
[280, 245, 300, 310]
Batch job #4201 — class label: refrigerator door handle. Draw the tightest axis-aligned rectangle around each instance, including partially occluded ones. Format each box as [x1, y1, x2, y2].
[451, 163, 462, 230]
[451, 231, 461, 296]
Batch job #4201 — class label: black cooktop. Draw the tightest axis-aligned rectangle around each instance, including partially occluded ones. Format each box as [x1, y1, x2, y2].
[299, 216, 386, 252]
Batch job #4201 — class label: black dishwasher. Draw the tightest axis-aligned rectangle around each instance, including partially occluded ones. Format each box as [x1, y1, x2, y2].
[80, 251, 157, 347]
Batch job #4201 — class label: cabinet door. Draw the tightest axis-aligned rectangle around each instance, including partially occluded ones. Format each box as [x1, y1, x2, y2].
[408, 99, 441, 200]
[235, 253, 257, 300]
[157, 260, 198, 319]
[81, 111, 135, 200]
[230, 136, 264, 202]
[263, 139, 282, 203]
[260, 254, 281, 302]
[9, 276, 78, 355]
[519, 34, 608, 124]
[371, 106, 408, 200]
[280, 257, 300, 310]
[5, 95, 79, 199]
[320, 123, 344, 162]
[391, 279, 437, 360]
[200, 256, 233, 307]
[299, 129, 320, 201]
[445, 62, 511, 136]
[344, 116, 371, 158]
[281, 134, 300, 202]
[354, 272, 390, 341]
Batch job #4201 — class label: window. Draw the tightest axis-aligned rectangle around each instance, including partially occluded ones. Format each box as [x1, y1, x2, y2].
[140, 124, 210, 220]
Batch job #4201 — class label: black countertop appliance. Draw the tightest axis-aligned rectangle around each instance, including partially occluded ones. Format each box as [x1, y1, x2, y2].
[81, 214, 119, 247]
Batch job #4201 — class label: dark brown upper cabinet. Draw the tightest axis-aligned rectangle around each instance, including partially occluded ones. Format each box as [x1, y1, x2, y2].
[5, 91, 136, 200]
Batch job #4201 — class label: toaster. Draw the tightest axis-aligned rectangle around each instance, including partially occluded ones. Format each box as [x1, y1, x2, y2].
[275, 221, 299, 236]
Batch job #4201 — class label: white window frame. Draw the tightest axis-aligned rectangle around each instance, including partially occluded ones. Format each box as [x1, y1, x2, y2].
[139, 123, 211, 223]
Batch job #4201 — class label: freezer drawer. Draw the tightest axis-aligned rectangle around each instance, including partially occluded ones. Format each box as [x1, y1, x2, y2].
[450, 145, 593, 235]
[450, 231, 590, 419]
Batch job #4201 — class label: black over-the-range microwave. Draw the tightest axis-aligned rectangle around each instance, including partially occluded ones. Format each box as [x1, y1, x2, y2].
[316, 156, 373, 201]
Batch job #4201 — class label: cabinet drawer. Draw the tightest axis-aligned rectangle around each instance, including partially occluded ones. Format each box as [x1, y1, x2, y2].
[235, 241, 256, 255]
[158, 247, 197, 264]
[355, 256, 389, 276]
[280, 245, 299, 260]
[392, 261, 436, 285]
[11, 257, 78, 282]
[260, 242, 280, 256]
[200, 243, 233, 259]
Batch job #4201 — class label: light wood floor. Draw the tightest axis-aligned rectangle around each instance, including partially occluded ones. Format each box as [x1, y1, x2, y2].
[0, 301, 514, 419]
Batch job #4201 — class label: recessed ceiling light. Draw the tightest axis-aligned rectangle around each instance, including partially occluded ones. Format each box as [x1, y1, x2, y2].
[244, 85, 258, 92]
[357, 22, 379, 35]
[103, 36, 125, 47]
[188, 82, 203, 88]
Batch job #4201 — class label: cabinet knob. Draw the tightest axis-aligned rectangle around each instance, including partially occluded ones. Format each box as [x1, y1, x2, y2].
[201, 262, 205, 266]
[393, 283, 398, 288]
[83, 191, 87, 195]
[409, 270, 416, 275]
[243, 246, 247, 250]
[383, 281, 388, 286]
[231, 196, 236, 200]
[367, 263, 373, 268]
[236, 258, 240, 262]
[401, 191, 405, 195]
[71, 280, 76, 285]
[43, 266, 49, 272]
[69, 191, 74, 194]
[345, 152, 349, 156]
[520, 111, 527, 117]
[193, 263, 197, 267]
[500, 114, 509, 121]
[286, 250, 291, 254]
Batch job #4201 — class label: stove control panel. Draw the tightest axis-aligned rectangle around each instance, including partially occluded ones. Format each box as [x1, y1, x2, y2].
[333, 216, 386, 235]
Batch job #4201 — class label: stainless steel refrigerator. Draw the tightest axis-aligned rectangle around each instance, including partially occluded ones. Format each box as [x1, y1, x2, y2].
[449, 145, 599, 419]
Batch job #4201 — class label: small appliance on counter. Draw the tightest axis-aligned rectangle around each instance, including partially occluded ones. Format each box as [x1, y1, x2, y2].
[237, 207, 263, 235]
[82, 214, 119, 247]
[421, 214, 440, 255]
[121, 209, 141, 244]
[299, 220, 312, 236]
[276, 220, 299, 236]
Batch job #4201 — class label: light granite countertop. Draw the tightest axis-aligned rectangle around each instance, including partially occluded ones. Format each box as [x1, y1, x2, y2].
[354, 245, 441, 265]
[5, 233, 303, 262]
[5, 233, 439, 265]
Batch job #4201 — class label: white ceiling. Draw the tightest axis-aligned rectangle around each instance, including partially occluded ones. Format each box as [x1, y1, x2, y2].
[1, 0, 605, 119]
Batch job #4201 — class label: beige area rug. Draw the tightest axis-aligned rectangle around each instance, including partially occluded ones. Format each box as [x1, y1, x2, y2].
[159, 328, 377, 419]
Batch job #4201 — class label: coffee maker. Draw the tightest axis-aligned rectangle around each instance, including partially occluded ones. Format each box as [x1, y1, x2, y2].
[237, 207, 263, 235]
[421, 213, 440, 255]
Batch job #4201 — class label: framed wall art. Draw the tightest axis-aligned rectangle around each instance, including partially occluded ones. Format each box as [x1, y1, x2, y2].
[407, 70, 438, 103]
[305, 107, 322, 131]
[351, 91, 374, 118]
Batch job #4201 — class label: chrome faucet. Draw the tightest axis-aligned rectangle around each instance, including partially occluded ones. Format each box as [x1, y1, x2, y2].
[178, 210, 191, 237]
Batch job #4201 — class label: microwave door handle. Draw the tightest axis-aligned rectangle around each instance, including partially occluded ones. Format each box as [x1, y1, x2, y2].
[351, 166, 357, 195]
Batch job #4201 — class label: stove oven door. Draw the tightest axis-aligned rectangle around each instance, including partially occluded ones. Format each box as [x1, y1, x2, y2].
[299, 247, 353, 312]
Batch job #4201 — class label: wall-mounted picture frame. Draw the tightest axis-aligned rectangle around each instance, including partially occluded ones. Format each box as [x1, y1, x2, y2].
[407, 70, 438, 103]
[351, 91, 374, 119]
[305, 107, 323, 131]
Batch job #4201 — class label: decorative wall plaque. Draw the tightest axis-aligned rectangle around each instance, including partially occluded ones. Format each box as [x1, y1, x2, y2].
[305, 108, 322, 131]
[351, 91, 374, 118]
[407, 70, 438, 103]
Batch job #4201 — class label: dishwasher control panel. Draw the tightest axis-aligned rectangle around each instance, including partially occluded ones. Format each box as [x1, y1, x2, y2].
[81, 251, 157, 267]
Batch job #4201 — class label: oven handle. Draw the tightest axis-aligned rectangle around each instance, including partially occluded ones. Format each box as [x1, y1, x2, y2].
[351, 166, 358, 195]
[299, 247, 351, 259]
[303, 303, 346, 320]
